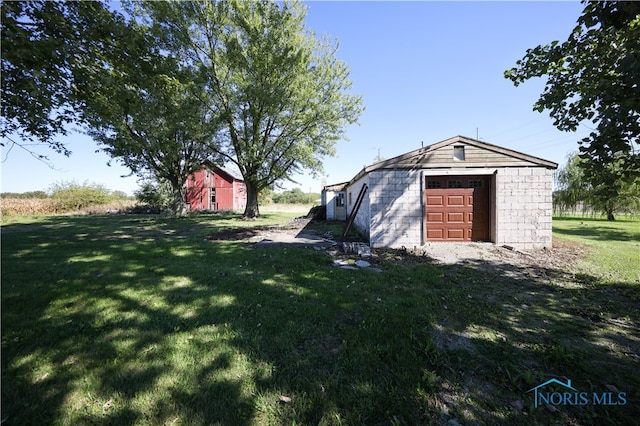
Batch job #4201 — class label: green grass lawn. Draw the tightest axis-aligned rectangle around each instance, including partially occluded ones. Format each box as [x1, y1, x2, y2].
[2, 213, 639, 425]
[552, 216, 640, 283]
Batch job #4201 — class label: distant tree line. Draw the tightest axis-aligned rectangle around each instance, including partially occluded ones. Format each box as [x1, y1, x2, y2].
[271, 188, 320, 204]
[0, 191, 49, 199]
[554, 152, 640, 219]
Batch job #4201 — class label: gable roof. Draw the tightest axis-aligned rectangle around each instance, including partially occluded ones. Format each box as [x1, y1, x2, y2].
[347, 135, 558, 184]
[199, 163, 244, 182]
[215, 166, 244, 182]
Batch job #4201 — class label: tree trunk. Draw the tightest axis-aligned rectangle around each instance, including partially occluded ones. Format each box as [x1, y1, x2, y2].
[606, 208, 615, 221]
[170, 182, 189, 217]
[243, 180, 260, 218]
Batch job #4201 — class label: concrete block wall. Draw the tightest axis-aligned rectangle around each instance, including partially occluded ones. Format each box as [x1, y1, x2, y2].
[367, 170, 422, 248]
[495, 167, 554, 249]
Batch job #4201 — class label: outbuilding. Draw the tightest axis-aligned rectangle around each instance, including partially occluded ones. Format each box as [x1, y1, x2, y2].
[322, 135, 557, 249]
[185, 165, 247, 212]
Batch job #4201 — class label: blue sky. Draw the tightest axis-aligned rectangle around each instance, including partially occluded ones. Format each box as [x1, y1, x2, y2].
[1, 1, 590, 195]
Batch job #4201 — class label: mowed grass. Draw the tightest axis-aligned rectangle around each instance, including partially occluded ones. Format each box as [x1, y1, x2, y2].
[553, 216, 640, 283]
[2, 213, 639, 424]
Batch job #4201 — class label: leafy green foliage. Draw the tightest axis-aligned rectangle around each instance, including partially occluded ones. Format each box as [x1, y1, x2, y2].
[77, 13, 219, 217]
[554, 153, 594, 215]
[554, 152, 640, 219]
[47, 181, 114, 212]
[506, 2, 640, 191]
[0, 191, 48, 199]
[135, 0, 363, 218]
[1, 1, 120, 158]
[272, 188, 320, 204]
[134, 179, 173, 212]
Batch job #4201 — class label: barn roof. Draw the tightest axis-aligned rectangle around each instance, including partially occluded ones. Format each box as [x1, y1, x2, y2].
[348, 135, 558, 184]
[216, 166, 244, 181]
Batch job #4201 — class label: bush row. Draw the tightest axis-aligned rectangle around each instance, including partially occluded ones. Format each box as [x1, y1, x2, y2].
[1, 181, 134, 217]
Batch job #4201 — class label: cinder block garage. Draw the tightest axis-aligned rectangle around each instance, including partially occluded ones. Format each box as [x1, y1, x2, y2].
[322, 136, 558, 250]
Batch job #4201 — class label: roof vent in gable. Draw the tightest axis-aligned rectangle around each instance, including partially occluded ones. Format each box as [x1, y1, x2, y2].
[453, 145, 465, 161]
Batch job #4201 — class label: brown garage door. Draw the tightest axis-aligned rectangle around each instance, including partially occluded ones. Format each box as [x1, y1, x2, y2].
[425, 176, 490, 242]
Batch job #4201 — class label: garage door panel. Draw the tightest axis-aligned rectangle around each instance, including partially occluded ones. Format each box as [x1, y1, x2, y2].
[426, 229, 444, 239]
[446, 195, 465, 206]
[425, 175, 490, 242]
[447, 212, 465, 223]
[426, 212, 444, 223]
[426, 195, 444, 206]
[446, 229, 465, 240]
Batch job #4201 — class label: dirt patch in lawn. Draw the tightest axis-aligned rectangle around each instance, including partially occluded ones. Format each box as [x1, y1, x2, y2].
[206, 219, 590, 275]
[205, 218, 338, 249]
[205, 218, 314, 241]
[406, 237, 589, 268]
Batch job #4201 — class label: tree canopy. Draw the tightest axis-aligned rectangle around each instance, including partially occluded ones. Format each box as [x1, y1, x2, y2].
[1, 1, 119, 158]
[505, 1, 640, 199]
[134, 0, 363, 217]
[78, 16, 219, 216]
[554, 152, 640, 219]
[3, 0, 362, 217]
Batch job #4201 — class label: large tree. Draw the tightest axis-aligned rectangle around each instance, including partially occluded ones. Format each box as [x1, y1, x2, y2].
[78, 17, 219, 217]
[554, 152, 640, 219]
[505, 1, 640, 219]
[1, 1, 119, 158]
[135, 0, 363, 218]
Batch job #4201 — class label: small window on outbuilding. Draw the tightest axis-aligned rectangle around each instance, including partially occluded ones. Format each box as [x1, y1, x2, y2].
[453, 145, 465, 161]
[336, 193, 345, 207]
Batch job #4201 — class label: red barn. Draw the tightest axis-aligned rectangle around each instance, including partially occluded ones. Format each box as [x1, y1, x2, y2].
[185, 166, 247, 212]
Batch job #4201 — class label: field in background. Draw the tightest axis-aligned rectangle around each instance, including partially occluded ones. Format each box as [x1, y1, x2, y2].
[260, 203, 314, 214]
[1, 197, 312, 221]
[1, 197, 137, 218]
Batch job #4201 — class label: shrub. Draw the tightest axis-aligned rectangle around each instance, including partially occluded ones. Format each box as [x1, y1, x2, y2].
[48, 181, 115, 212]
[134, 181, 173, 211]
[272, 188, 319, 204]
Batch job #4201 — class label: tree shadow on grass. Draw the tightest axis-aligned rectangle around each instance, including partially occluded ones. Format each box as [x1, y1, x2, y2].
[2, 215, 639, 424]
[553, 217, 639, 242]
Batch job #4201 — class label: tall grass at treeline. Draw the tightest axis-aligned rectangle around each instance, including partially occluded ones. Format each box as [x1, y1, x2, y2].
[1, 181, 135, 218]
